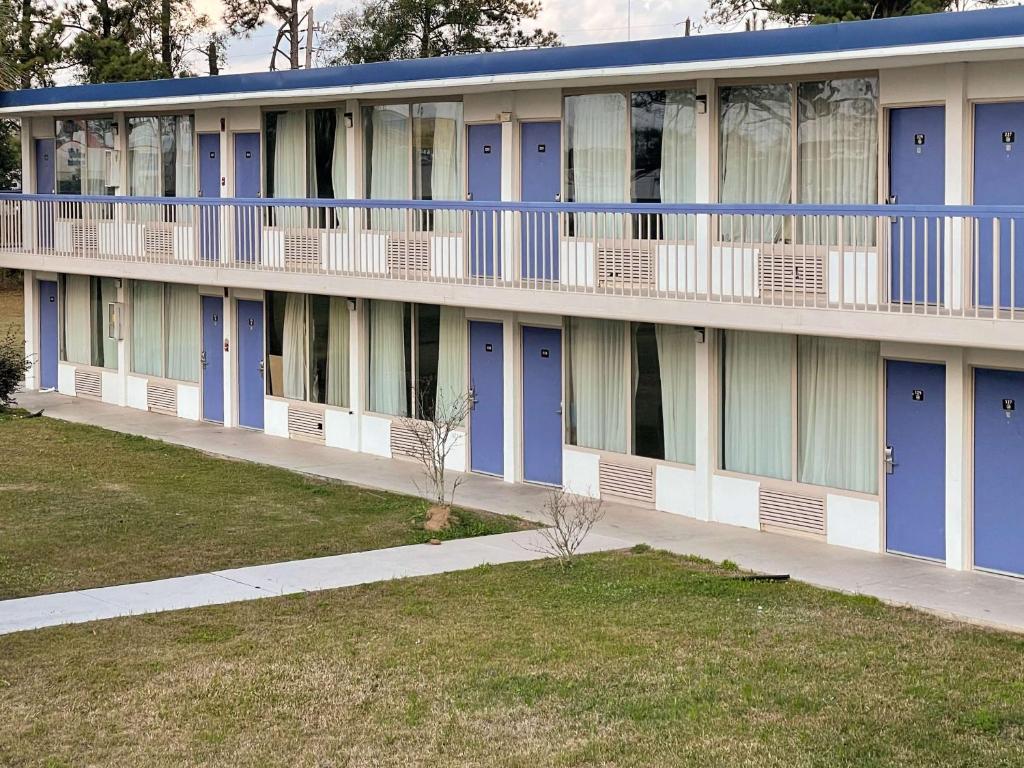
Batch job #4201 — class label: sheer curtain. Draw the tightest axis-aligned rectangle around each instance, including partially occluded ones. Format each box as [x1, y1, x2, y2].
[63, 274, 91, 365]
[567, 93, 628, 238]
[368, 106, 410, 231]
[332, 109, 347, 199]
[661, 90, 697, 240]
[84, 121, 111, 196]
[273, 111, 306, 227]
[797, 78, 878, 245]
[282, 292, 307, 400]
[798, 336, 879, 493]
[435, 306, 466, 418]
[97, 277, 118, 368]
[570, 317, 626, 453]
[175, 117, 195, 224]
[129, 117, 162, 222]
[719, 85, 792, 241]
[425, 103, 462, 234]
[369, 300, 408, 416]
[131, 281, 165, 377]
[723, 330, 792, 479]
[166, 284, 199, 382]
[326, 297, 349, 407]
[656, 324, 696, 464]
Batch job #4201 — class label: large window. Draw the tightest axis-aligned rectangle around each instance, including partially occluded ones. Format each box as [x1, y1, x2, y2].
[265, 291, 349, 407]
[366, 300, 465, 419]
[362, 102, 463, 231]
[127, 115, 194, 198]
[55, 119, 116, 196]
[130, 281, 200, 382]
[60, 274, 117, 368]
[566, 317, 696, 463]
[721, 330, 879, 493]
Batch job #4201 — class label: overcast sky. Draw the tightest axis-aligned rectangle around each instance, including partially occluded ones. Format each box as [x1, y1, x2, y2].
[192, 0, 720, 75]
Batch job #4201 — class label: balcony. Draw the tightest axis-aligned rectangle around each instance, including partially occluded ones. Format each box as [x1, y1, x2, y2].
[3, 193, 1024, 349]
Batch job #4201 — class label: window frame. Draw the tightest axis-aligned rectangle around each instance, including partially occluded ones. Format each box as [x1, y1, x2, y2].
[128, 280, 202, 384]
[58, 274, 117, 370]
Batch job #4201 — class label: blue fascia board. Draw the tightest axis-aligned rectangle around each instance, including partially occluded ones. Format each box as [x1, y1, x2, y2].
[3, 7, 1024, 111]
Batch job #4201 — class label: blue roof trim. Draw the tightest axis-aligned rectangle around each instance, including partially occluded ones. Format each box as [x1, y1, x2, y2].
[3, 6, 1024, 110]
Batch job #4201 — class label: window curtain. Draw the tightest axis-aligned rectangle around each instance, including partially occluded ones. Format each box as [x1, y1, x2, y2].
[567, 93, 628, 238]
[797, 79, 878, 246]
[369, 300, 407, 416]
[273, 111, 306, 228]
[719, 85, 792, 242]
[63, 274, 92, 365]
[326, 297, 349, 407]
[166, 284, 200, 382]
[84, 120, 111, 196]
[129, 117, 163, 223]
[723, 330, 792, 480]
[435, 306, 466, 418]
[282, 292, 307, 400]
[131, 281, 164, 377]
[798, 336, 879, 493]
[331, 110, 348, 229]
[661, 90, 697, 241]
[95, 277, 118, 368]
[655, 324, 696, 464]
[428, 103, 462, 235]
[570, 317, 626, 453]
[174, 117, 195, 222]
[368, 106, 410, 231]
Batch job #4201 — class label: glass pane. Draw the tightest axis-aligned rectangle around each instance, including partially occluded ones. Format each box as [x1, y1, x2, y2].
[363, 105, 410, 231]
[90, 276, 118, 369]
[415, 303, 440, 420]
[265, 291, 286, 396]
[567, 317, 626, 453]
[55, 119, 84, 195]
[566, 93, 628, 238]
[131, 281, 165, 377]
[632, 323, 664, 460]
[309, 294, 330, 405]
[128, 117, 162, 198]
[368, 299, 410, 416]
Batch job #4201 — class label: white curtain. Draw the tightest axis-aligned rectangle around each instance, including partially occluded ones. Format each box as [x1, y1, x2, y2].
[369, 300, 407, 416]
[567, 93, 628, 238]
[570, 317, 626, 453]
[166, 284, 200, 382]
[131, 281, 164, 377]
[96, 277, 118, 368]
[797, 78, 878, 245]
[661, 90, 697, 241]
[723, 330, 792, 480]
[84, 121, 111, 196]
[368, 106, 410, 231]
[655, 324, 696, 464]
[326, 297, 349, 407]
[435, 306, 466, 419]
[427, 103, 462, 235]
[283, 292, 307, 400]
[273, 111, 306, 228]
[174, 116, 195, 226]
[719, 85, 792, 241]
[129, 117, 162, 223]
[63, 274, 92, 365]
[798, 336, 879, 493]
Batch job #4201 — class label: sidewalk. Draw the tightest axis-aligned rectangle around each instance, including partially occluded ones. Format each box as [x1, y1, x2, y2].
[11, 390, 1024, 634]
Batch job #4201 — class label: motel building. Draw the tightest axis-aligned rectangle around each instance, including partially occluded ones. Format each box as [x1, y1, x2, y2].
[9, 7, 1024, 579]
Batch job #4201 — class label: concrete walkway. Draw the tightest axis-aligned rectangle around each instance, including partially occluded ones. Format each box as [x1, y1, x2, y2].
[0, 530, 626, 635]
[10, 391, 1024, 634]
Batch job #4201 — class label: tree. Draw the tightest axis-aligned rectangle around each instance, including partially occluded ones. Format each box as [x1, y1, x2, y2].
[705, 0, 1005, 27]
[0, 0, 63, 89]
[223, 0, 311, 70]
[0, 327, 31, 411]
[320, 0, 560, 66]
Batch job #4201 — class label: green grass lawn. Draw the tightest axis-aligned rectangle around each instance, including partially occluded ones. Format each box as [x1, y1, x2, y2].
[0, 282, 22, 337]
[0, 414, 529, 599]
[2, 549, 1023, 767]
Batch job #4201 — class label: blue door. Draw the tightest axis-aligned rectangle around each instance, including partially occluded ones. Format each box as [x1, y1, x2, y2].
[974, 102, 1024, 309]
[885, 360, 946, 561]
[198, 133, 220, 262]
[236, 299, 264, 429]
[233, 133, 261, 263]
[34, 138, 54, 250]
[469, 321, 504, 475]
[202, 295, 224, 423]
[468, 124, 502, 278]
[520, 122, 560, 281]
[522, 325, 562, 485]
[889, 107, 945, 304]
[38, 280, 58, 390]
[973, 368, 1024, 576]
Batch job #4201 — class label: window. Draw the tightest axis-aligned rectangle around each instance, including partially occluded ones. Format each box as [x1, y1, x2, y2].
[265, 291, 350, 407]
[55, 118, 116, 196]
[127, 115, 194, 198]
[130, 281, 200, 382]
[565, 317, 696, 463]
[60, 274, 116, 368]
[366, 300, 465, 419]
[721, 330, 879, 493]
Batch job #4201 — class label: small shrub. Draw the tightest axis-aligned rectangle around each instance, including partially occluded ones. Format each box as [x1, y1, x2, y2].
[720, 559, 740, 571]
[529, 489, 605, 568]
[631, 543, 653, 554]
[0, 327, 29, 411]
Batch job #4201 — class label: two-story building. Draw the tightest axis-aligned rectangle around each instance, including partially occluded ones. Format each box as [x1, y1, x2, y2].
[5, 7, 1024, 578]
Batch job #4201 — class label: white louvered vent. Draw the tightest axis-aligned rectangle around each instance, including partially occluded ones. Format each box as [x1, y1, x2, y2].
[284, 234, 321, 267]
[599, 459, 655, 504]
[386, 238, 431, 275]
[144, 225, 174, 260]
[597, 246, 654, 288]
[390, 421, 427, 460]
[147, 382, 178, 415]
[758, 488, 826, 538]
[72, 223, 99, 254]
[74, 369, 101, 399]
[288, 405, 325, 443]
[759, 253, 825, 295]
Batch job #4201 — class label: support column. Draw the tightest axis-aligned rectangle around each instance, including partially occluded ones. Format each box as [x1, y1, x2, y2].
[22, 269, 37, 390]
[350, 297, 364, 451]
[694, 79, 715, 273]
[945, 348, 969, 570]
[114, 278, 127, 406]
[502, 313, 517, 483]
[694, 327, 715, 521]
[222, 292, 236, 428]
[944, 63, 968, 312]
[20, 117, 36, 251]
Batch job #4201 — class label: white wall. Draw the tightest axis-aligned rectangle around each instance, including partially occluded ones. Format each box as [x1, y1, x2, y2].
[562, 448, 600, 498]
[711, 474, 760, 530]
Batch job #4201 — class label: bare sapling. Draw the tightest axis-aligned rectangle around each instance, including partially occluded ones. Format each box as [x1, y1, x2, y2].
[529, 488, 605, 567]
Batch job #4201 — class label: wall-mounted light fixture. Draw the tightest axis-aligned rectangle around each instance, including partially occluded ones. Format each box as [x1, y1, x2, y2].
[344, 112, 354, 129]
[694, 326, 706, 344]
[499, 111, 513, 123]
[346, 297, 357, 312]
[220, 117, 226, 132]
[695, 94, 708, 115]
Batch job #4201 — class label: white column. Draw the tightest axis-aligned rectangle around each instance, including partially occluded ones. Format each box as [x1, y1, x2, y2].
[503, 313, 517, 483]
[944, 63, 968, 312]
[500, 116, 516, 277]
[693, 327, 714, 521]
[21, 117, 36, 251]
[114, 278, 128, 406]
[22, 269, 37, 390]
[944, 348, 969, 570]
[352, 297, 366, 450]
[222, 294, 236, 428]
[694, 79, 715, 294]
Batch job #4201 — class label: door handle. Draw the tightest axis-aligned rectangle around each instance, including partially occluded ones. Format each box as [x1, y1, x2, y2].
[554, 192, 561, 202]
[201, 350, 208, 369]
[466, 192, 473, 201]
[258, 360, 265, 376]
[884, 445, 895, 475]
[469, 386, 478, 410]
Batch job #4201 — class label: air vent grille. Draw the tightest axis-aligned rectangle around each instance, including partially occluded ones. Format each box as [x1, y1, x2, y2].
[288, 405, 325, 443]
[284, 234, 321, 267]
[74, 369, 101, 399]
[597, 246, 654, 288]
[72, 223, 99, 255]
[144, 225, 174, 260]
[758, 488, 826, 538]
[387, 238, 431, 275]
[390, 421, 427, 460]
[759, 252, 826, 295]
[599, 459, 655, 504]
[147, 382, 178, 415]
